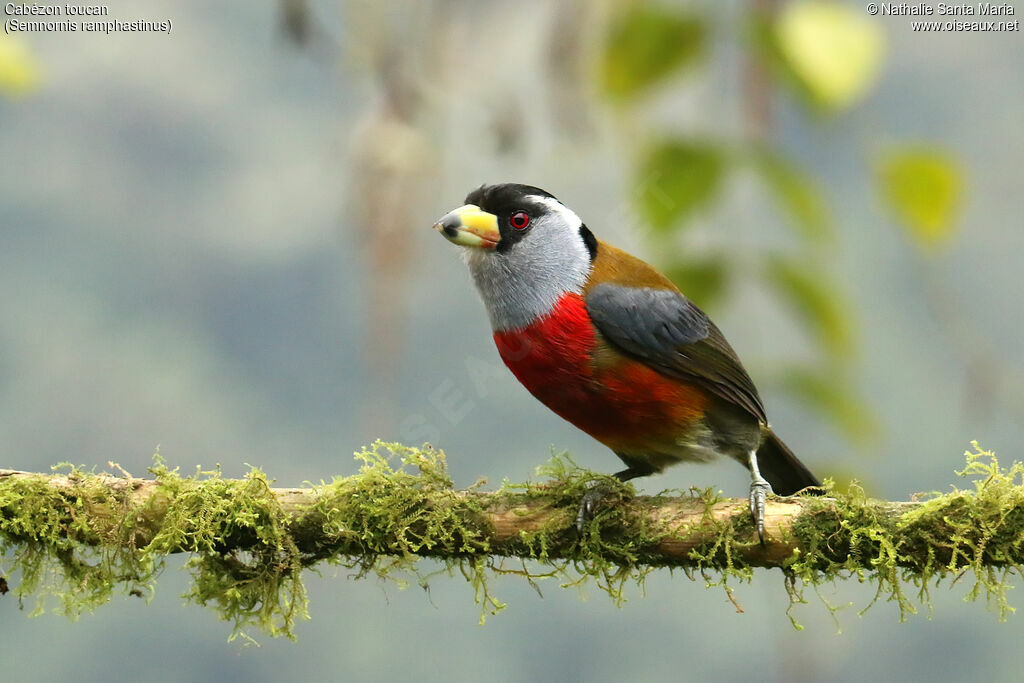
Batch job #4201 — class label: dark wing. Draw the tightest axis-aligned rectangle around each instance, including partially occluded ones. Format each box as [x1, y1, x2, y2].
[585, 283, 767, 423]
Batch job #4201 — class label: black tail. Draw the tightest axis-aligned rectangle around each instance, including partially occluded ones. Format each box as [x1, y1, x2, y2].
[756, 430, 820, 496]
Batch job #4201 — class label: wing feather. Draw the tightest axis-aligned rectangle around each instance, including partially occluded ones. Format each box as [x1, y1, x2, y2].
[585, 283, 767, 423]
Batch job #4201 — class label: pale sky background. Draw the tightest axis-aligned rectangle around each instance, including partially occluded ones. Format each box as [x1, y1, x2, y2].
[0, 1, 1022, 681]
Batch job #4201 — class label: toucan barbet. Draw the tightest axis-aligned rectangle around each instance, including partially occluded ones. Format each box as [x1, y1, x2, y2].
[433, 183, 820, 540]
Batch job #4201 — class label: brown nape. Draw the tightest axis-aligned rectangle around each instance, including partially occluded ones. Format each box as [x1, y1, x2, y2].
[583, 240, 680, 294]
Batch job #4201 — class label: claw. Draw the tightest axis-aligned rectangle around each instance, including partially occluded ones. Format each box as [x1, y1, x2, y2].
[746, 449, 774, 544]
[576, 486, 606, 534]
[575, 466, 650, 535]
[748, 477, 771, 544]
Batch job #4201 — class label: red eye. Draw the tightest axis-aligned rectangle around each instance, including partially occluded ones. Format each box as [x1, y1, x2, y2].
[509, 211, 530, 230]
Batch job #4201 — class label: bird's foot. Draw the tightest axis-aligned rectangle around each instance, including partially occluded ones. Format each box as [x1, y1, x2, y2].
[576, 481, 628, 534]
[576, 466, 649, 534]
[575, 486, 606, 534]
[748, 477, 773, 545]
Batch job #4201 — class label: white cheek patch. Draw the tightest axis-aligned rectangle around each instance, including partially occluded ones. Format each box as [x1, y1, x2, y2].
[466, 195, 593, 332]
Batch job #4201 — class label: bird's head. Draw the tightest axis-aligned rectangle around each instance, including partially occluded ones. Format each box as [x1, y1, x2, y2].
[433, 184, 598, 331]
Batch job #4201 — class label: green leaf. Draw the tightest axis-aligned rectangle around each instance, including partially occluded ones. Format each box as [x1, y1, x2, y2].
[774, 1, 884, 110]
[637, 141, 725, 231]
[752, 149, 833, 244]
[765, 257, 852, 360]
[779, 367, 880, 445]
[0, 34, 40, 96]
[877, 146, 963, 252]
[664, 257, 729, 310]
[601, 6, 705, 101]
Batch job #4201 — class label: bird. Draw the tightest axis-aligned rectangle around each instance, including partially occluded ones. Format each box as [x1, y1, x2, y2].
[432, 183, 820, 541]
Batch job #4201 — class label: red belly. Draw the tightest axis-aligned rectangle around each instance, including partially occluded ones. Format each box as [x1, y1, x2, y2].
[492, 293, 707, 454]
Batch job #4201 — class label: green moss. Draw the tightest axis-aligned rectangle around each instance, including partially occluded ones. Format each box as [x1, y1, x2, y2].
[0, 441, 1021, 640]
[500, 450, 668, 606]
[784, 441, 1024, 626]
[0, 458, 310, 640]
[148, 460, 308, 641]
[0, 464, 150, 617]
[295, 443, 501, 624]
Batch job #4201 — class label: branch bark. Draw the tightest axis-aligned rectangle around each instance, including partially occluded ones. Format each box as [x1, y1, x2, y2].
[3, 444, 1016, 637]
[0, 466, 967, 570]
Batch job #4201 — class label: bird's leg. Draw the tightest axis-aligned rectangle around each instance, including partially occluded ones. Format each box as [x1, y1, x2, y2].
[747, 450, 773, 544]
[576, 466, 651, 534]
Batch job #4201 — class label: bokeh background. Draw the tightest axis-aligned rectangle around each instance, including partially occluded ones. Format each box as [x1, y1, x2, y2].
[1, 0, 1022, 680]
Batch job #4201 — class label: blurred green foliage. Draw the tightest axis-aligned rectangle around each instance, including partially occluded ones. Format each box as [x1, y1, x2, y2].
[751, 149, 834, 244]
[878, 146, 963, 252]
[637, 140, 724, 231]
[663, 257, 729, 311]
[773, 1, 885, 110]
[765, 256, 852, 360]
[779, 367, 880, 444]
[599, 1, 963, 450]
[601, 6, 705, 100]
[0, 34, 40, 96]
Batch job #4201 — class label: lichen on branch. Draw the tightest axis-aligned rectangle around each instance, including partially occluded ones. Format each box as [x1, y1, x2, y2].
[0, 441, 1020, 640]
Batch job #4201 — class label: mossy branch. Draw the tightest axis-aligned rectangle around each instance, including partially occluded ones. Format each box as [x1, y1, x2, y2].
[0, 441, 1021, 640]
